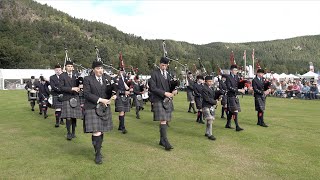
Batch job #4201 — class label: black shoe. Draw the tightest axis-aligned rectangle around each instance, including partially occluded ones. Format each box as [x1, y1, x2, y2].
[141, 107, 144, 111]
[122, 129, 128, 134]
[164, 139, 173, 151]
[31, 109, 34, 111]
[257, 122, 262, 126]
[72, 134, 76, 138]
[204, 133, 209, 137]
[199, 120, 205, 124]
[188, 110, 192, 113]
[159, 140, 165, 147]
[236, 127, 244, 131]
[95, 153, 103, 164]
[193, 111, 197, 114]
[39, 112, 42, 115]
[44, 115, 48, 119]
[55, 124, 59, 128]
[60, 121, 65, 125]
[225, 125, 234, 129]
[260, 123, 268, 127]
[136, 116, 140, 119]
[208, 135, 216, 140]
[221, 116, 225, 119]
[67, 133, 72, 140]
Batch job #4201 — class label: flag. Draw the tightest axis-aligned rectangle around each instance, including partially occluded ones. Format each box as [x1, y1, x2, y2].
[256, 60, 261, 70]
[230, 51, 236, 65]
[119, 52, 125, 68]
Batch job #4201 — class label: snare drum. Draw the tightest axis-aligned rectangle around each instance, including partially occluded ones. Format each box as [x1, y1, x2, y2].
[29, 90, 38, 100]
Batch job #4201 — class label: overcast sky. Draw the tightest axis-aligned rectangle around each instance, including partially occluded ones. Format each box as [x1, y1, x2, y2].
[35, 0, 320, 45]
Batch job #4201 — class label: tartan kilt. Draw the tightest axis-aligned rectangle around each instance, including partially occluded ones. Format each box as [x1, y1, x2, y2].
[115, 96, 131, 112]
[195, 97, 203, 109]
[227, 96, 241, 112]
[134, 95, 144, 108]
[52, 95, 63, 109]
[221, 95, 227, 107]
[79, 96, 85, 106]
[202, 107, 215, 120]
[153, 101, 173, 121]
[255, 96, 266, 112]
[83, 108, 113, 133]
[61, 97, 83, 119]
[187, 91, 195, 102]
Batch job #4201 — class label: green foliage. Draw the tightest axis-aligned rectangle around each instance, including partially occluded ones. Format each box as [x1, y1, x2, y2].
[0, 0, 319, 74]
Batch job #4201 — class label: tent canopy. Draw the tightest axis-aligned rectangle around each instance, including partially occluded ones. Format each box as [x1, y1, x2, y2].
[301, 71, 319, 79]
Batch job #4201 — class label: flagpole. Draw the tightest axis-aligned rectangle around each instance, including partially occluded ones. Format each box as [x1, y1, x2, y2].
[244, 50, 246, 78]
[252, 49, 255, 76]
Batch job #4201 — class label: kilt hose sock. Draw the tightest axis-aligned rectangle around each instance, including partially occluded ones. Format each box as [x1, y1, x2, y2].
[159, 124, 173, 150]
[118, 116, 125, 130]
[71, 118, 76, 136]
[225, 111, 232, 127]
[92, 135, 102, 164]
[55, 111, 61, 125]
[30, 101, 35, 110]
[66, 119, 71, 134]
[233, 112, 239, 127]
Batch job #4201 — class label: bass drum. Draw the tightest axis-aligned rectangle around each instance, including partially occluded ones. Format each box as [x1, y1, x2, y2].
[142, 91, 149, 100]
[48, 95, 53, 105]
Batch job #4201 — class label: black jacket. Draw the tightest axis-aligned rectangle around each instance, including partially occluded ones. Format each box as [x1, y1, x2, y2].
[50, 74, 61, 96]
[193, 83, 203, 97]
[83, 74, 116, 110]
[202, 84, 217, 108]
[252, 76, 264, 97]
[36, 81, 50, 100]
[219, 80, 227, 95]
[186, 78, 195, 92]
[59, 72, 79, 101]
[149, 69, 171, 103]
[226, 74, 240, 97]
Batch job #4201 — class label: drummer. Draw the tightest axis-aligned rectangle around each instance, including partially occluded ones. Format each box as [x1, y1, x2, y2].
[25, 76, 39, 112]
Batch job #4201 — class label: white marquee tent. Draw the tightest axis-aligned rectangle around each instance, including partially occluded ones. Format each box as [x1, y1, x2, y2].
[0, 69, 54, 90]
[301, 71, 319, 79]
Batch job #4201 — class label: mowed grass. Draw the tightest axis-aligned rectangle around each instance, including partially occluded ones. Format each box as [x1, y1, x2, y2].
[0, 90, 319, 179]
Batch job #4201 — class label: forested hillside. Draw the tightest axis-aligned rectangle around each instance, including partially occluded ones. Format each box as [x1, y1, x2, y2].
[1, 0, 319, 74]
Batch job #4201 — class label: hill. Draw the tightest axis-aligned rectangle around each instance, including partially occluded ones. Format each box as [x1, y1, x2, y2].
[0, 0, 320, 74]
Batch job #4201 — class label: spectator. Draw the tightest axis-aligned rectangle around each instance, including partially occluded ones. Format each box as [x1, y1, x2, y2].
[301, 83, 310, 99]
[309, 82, 318, 100]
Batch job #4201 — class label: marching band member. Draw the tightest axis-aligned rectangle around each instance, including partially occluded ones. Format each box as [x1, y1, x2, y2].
[115, 68, 132, 134]
[201, 76, 218, 140]
[36, 76, 50, 119]
[149, 57, 177, 151]
[59, 61, 83, 140]
[219, 75, 228, 119]
[252, 69, 270, 127]
[225, 65, 246, 131]
[133, 76, 144, 119]
[186, 72, 196, 114]
[194, 75, 205, 124]
[25, 76, 38, 111]
[83, 61, 117, 164]
[50, 64, 64, 127]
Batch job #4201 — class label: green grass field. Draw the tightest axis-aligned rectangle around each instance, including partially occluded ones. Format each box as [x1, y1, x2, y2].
[0, 90, 319, 179]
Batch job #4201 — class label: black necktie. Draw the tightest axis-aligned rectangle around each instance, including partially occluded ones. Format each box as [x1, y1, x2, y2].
[162, 71, 167, 79]
[98, 78, 102, 85]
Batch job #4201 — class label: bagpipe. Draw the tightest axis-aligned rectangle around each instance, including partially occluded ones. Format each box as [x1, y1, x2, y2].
[198, 57, 208, 76]
[94, 46, 120, 75]
[162, 40, 182, 92]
